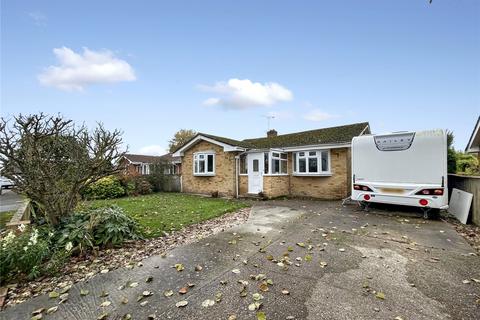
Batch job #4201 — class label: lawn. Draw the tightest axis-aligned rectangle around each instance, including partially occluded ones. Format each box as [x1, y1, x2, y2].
[82, 193, 249, 238]
[0, 211, 15, 230]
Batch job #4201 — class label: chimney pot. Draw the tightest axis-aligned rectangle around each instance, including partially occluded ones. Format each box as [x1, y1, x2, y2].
[267, 129, 278, 138]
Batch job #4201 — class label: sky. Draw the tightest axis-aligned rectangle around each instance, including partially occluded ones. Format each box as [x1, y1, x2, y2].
[1, 0, 479, 154]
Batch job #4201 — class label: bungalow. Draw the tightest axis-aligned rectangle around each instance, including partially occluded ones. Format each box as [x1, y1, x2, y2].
[172, 122, 370, 199]
[120, 153, 182, 176]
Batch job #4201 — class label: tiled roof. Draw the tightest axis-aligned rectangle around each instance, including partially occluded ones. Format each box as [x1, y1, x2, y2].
[243, 122, 370, 149]
[173, 122, 370, 152]
[124, 153, 180, 164]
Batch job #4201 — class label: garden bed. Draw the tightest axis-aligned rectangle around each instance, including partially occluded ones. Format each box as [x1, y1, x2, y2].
[2, 203, 251, 308]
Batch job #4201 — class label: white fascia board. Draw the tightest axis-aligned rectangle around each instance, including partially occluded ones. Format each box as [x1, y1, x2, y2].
[172, 135, 245, 157]
[466, 118, 480, 153]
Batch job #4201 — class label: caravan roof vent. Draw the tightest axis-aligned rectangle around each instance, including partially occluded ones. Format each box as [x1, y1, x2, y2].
[374, 132, 415, 151]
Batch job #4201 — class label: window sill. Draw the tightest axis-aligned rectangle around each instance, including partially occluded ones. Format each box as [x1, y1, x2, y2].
[194, 173, 215, 177]
[239, 173, 248, 176]
[292, 173, 332, 177]
[263, 174, 289, 177]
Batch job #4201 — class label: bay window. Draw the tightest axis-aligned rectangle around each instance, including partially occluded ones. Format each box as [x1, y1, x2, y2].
[193, 152, 215, 175]
[293, 150, 330, 175]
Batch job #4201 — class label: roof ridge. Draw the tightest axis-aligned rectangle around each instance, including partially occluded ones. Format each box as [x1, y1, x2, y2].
[243, 121, 369, 142]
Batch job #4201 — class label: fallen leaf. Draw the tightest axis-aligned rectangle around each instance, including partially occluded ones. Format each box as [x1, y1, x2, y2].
[178, 287, 188, 294]
[375, 292, 385, 300]
[287, 246, 294, 252]
[145, 276, 153, 283]
[80, 289, 89, 296]
[195, 265, 203, 271]
[46, 306, 58, 314]
[97, 312, 109, 320]
[228, 316, 237, 320]
[462, 279, 471, 284]
[121, 297, 128, 304]
[232, 269, 241, 274]
[164, 290, 174, 297]
[281, 289, 290, 295]
[257, 311, 267, 320]
[143, 290, 153, 297]
[305, 255, 312, 262]
[31, 315, 42, 320]
[252, 293, 264, 301]
[129, 282, 139, 288]
[201, 299, 215, 308]
[140, 301, 148, 306]
[175, 264, 185, 271]
[48, 291, 59, 299]
[123, 314, 132, 320]
[319, 261, 328, 268]
[259, 282, 269, 292]
[176, 300, 188, 307]
[296, 243, 305, 248]
[248, 302, 262, 311]
[100, 290, 109, 297]
[32, 308, 45, 315]
[339, 248, 345, 252]
[215, 292, 223, 302]
[100, 300, 111, 307]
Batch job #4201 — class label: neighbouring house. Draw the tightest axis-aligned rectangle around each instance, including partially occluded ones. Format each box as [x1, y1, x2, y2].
[466, 116, 480, 160]
[120, 153, 182, 176]
[172, 122, 370, 199]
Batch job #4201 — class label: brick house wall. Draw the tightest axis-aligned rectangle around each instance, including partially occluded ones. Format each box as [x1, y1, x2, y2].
[180, 140, 351, 200]
[289, 148, 350, 200]
[182, 140, 238, 197]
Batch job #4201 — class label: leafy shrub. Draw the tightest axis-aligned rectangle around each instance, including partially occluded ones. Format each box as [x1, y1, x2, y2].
[0, 226, 65, 283]
[135, 179, 153, 195]
[58, 205, 140, 253]
[82, 176, 125, 200]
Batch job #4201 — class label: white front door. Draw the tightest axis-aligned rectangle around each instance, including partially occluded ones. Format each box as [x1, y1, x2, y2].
[248, 153, 263, 194]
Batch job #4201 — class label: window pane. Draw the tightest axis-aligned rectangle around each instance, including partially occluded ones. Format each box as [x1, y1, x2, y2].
[272, 159, 280, 174]
[264, 153, 269, 174]
[299, 158, 306, 173]
[199, 159, 205, 173]
[281, 153, 287, 160]
[240, 155, 247, 174]
[293, 153, 297, 172]
[321, 151, 329, 172]
[272, 152, 279, 158]
[199, 154, 205, 159]
[281, 160, 287, 173]
[299, 152, 305, 157]
[207, 154, 214, 172]
[194, 160, 198, 173]
[309, 151, 316, 156]
[253, 159, 259, 172]
[308, 157, 318, 173]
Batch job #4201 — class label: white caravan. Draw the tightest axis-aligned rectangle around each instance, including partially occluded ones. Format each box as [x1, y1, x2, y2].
[351, 130, 448, 214]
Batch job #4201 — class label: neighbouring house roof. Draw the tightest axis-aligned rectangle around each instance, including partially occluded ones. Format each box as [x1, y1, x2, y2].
[173, 122, 370, 155]
[123, 153, 181, 164]
[466, 116, 480, 153]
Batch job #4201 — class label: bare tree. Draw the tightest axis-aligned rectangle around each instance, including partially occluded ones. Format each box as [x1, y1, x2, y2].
[0, 113, 126, 225]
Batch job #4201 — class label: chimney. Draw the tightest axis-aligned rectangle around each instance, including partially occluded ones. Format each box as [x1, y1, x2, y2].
[267, 129, 278, 138]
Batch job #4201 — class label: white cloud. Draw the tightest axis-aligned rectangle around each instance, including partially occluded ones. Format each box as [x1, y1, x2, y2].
[303, 109, 339, 122]
[38, 47, 136, 91]
[200, 78, 293, 110]
[138, 145, 166, 156]
[28, 12, 47, 26]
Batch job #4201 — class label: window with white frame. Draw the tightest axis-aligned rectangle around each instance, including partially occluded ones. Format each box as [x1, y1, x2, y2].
[271, 152, 288, 174]
[293, 150, 330, 174]
[193, 153, 215, 175]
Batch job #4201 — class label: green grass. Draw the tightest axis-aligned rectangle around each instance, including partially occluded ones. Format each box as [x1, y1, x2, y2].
[0, 211, 15, 230]
[82, 193, 250, 238]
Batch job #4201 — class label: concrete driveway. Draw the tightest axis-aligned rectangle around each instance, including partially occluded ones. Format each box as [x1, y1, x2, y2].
[2, 200, 479, 320]
[0, 190, 23, 213]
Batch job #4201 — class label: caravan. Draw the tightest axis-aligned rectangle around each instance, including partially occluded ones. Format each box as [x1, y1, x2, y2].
[351, 130, 448, 216]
